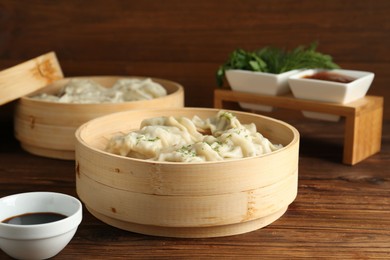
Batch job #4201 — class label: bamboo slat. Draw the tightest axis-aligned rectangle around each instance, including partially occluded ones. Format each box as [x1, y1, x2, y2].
[0, 52, 63, 105]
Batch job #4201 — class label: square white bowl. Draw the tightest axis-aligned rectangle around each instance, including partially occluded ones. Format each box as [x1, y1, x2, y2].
[288, 69, 374, 121]
[225, 69, 300, 112]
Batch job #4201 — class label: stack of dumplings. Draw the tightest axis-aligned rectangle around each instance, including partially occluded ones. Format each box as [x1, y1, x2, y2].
[33, 78, 167, 103]
[106, 110, 283, 162]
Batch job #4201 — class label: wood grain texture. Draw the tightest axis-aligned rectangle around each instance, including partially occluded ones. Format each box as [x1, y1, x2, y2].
[0, 118, 389, 258]
[0, 1, 389, 258]
[74, 108, 299, 236]
[0, 52, 63, 105]
[0, 0, 389, 119]
[214, 90, 384, 165]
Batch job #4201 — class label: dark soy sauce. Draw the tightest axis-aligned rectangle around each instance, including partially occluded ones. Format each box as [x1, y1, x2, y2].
[303, 71, 356, 83]
[2, 212, 67, 225]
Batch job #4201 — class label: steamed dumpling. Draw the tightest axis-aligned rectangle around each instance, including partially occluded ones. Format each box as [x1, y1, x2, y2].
[106, 111, 283, 162]
[32, 78, 166, 103]
[112, 78, 167, 101]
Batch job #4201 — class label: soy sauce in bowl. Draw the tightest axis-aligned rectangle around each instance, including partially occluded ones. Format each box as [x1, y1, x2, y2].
[303, 71, 356, 83]
[2, 212, 67, 225]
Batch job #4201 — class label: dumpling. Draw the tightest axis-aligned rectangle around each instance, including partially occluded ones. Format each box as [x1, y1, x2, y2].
[106, 125, 191, 159]
[106, 111, 283, 162]
[112, 78, 167, 101]
[57, 79, 113, 103]
[32, 78, 167, 104]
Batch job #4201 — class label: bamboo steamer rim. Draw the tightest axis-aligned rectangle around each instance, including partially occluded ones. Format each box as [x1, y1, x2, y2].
[75, 107, 299, 166]
[20, 75, 184, 106]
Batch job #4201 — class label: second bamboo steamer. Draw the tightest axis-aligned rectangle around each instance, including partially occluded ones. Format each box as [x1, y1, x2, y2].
[14, 76, 184, 160]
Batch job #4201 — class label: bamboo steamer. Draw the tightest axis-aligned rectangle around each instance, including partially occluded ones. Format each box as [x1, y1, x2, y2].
[75, 108, 299, 238]
[14, 76, 184, 160]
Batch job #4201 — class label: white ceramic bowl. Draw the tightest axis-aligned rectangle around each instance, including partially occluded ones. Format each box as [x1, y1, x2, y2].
[0, 192, 82, 260]
[225, 69, 300, 112]
[288, 69, 375, 121]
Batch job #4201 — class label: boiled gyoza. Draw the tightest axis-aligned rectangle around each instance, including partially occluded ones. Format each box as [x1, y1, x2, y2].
[105, 111, 283, 162]
[32, 78, 167, 104]
[112, 78, 167, 101]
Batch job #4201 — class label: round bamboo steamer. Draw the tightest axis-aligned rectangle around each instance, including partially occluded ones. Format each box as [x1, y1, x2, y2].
[75, 108, 299, 238]
[14, 76, 184, 160]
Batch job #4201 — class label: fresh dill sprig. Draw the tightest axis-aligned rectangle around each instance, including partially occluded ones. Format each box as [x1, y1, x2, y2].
[280, 42, 339, 73]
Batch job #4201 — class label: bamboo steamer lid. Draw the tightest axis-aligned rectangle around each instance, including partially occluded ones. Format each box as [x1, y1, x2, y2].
[14, 76, 184, 160]
[0, 52, 63, 105]
[75, 108, 300, 238]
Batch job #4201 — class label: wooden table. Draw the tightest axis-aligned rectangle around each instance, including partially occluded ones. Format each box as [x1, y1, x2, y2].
[1, 118, 389, 259]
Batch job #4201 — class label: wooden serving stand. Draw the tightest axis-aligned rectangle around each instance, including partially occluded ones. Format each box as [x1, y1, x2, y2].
[214, 89, 384, 165]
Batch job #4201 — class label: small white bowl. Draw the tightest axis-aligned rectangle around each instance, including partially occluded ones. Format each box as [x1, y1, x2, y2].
[225, 69, 300, 112]
[288, 69, 374, 121]
[0, 192, 82, 260]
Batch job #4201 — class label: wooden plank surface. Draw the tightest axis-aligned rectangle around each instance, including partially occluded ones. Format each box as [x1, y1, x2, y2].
[0, 0, 389, 119]
[0, 117, 389, 259]
[0, 1, 389, 258]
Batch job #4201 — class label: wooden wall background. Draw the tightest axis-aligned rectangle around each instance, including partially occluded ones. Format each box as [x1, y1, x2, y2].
[1, 0, 389, 120]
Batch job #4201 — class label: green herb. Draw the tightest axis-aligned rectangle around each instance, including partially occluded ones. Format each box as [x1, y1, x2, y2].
[219, 111, 234, 121]
[136, 135, 144, 145]
[136, 135, 160, 145]
[177, 145, 196, 157]
[279, 43, 340, 73]
[216, 42, 340, 87]
[210, 142, 221, 152]
[216, 49, 267, 87]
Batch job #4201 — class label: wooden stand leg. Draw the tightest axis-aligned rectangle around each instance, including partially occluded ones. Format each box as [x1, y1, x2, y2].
[343, 101, 383, 165]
